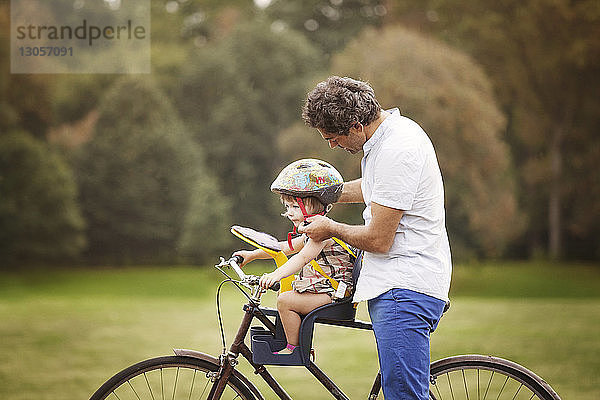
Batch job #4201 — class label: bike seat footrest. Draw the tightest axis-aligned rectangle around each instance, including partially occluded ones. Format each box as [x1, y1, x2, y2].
[250, 327, 304, 366]
[253, 300, 364, 367]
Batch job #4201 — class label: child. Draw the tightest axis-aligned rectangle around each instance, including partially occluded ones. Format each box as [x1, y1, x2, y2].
[233, 159, 355, 355]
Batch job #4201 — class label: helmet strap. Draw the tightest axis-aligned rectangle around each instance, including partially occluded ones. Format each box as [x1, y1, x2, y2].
[296, 197, 310, 219]
[287, 197, 326, 252]
[287, 230, 296, 252]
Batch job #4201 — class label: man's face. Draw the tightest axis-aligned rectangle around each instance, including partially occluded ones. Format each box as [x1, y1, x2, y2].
[318, 125, 365, 154]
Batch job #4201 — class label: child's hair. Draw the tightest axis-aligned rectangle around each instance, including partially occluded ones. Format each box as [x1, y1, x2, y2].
[280, 194, 326, 215]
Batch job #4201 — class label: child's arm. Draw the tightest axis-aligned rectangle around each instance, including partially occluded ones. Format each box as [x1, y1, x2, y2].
[259, 238, 331, 289]
[232, 234, 308, 267]
[232, 248, 270, 267]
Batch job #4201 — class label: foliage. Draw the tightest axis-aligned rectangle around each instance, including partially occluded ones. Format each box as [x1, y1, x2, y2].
[176, 21, 325, 234]
[2, 0, 598, 262]
[0, 3, 55, 137]
[331, 26, 522, 258]
[263, 0, 387, 55]
[50, 75, 117, 126]
[389, 0, 600, 259]
[178, 174, 233, 262]
[0, 131, 85, 266]
[75, 76, 229, 264]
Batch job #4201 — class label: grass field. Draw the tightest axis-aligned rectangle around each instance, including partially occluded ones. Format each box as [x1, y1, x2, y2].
[0, 261, 599, 399]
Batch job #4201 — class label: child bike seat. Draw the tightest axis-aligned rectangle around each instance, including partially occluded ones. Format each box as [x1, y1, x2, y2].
[251, 251, 368, 367]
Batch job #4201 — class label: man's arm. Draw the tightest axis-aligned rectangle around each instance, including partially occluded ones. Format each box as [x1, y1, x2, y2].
[299, 202, 403, 254]
[338, 179, 364, 203]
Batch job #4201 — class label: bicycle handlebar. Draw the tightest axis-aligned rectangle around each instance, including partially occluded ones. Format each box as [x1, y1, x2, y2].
[216, 256, 280, 292]
[243, 274, 281, 292]
[232, 255, 244, 265]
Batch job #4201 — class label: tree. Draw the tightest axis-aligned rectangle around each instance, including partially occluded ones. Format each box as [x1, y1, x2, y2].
[0, 2, 55, 137]
[178, 174, 233, 262]
[263, 0, 387, 55]
[76, 76, 229, 264]
[177, 21, 325, 234]
[330, 26, 522, 258]
[0, 131, 85, 266]
[388, 0, 600, 259]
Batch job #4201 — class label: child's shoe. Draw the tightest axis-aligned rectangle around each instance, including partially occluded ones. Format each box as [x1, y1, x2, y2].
[273, 343, 296, 355]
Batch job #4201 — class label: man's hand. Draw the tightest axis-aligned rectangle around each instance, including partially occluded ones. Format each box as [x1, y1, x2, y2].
[299, 202, 403, 254]
[298, 214, 335, 242]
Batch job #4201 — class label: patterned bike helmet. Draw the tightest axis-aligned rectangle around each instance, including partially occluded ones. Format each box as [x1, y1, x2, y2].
[271, 159, 344, 205]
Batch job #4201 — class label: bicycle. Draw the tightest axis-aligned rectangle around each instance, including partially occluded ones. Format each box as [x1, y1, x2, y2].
[90, 226, 561, 400]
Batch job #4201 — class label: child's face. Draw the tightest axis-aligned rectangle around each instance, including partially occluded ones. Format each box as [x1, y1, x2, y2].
[281, 198, 307, 228]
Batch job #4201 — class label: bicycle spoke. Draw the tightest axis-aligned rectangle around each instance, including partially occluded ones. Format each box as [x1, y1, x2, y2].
[447, 372, 455, 400]
[127, 380, 142, 400]
[511, 383, 524, 400]
[172, 367, 179, 400]
[496, 376, 509, 400]
[477, 369, 480, 400]
[144, 372, 156, 400]
[462, 370, 469, 400]
[198, 375, 210, 399]
[483, 371, 494, 400]
[434, 379, 443, 400]
[429, 355, 560, 400]
[161, 368, 165, 400]
[188, 370, 196, 400]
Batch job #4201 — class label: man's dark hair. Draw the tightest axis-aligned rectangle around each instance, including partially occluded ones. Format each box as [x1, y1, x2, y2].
[302, 76, 382, 136]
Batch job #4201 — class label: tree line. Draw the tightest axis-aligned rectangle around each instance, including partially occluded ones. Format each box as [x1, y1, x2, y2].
[0, 0, 597, 267]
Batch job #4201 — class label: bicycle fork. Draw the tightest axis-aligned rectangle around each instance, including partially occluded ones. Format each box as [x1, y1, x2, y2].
[208, 302, 292, 400]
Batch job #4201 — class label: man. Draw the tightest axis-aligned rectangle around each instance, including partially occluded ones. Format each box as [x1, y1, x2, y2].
[299, 76, 452, 399]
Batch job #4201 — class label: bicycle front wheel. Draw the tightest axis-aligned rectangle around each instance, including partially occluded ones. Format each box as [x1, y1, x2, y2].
[429, 354, 560, 400]
[90, 355, 257, 400]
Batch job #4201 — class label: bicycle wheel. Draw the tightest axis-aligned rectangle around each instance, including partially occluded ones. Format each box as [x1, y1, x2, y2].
[90, 355, 257, 400]
[429, 355, 560, 400]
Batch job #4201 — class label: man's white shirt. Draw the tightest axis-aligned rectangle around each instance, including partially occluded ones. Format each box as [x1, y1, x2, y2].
[353, 109, 452, 303]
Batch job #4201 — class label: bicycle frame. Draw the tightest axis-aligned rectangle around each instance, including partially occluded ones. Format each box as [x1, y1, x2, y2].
[91, 250, 561, 400]
[192, 294, 379, 400]
[91, 251, 561, 400]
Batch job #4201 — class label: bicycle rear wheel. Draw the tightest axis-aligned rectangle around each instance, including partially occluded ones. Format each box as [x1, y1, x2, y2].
[429, 354, 560, 400]
[90, 355, 257, 400]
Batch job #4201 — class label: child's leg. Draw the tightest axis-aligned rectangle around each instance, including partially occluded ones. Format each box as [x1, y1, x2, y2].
[276, 291, 331, 351]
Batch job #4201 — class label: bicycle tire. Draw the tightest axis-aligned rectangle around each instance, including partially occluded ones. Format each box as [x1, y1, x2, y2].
[90, 355, 257, 400]
[429, 354, 560, 400]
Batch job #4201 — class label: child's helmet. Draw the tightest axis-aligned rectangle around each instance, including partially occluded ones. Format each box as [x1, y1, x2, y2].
[271, 158, 344, 205]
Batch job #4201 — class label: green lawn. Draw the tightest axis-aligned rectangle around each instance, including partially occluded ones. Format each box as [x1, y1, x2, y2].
[0, 261, 598, 399]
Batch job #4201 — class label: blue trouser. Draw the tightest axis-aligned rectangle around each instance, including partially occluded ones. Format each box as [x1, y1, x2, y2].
[368, 288, 446, 400]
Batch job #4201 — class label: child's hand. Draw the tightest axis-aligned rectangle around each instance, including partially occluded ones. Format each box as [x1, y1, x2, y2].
[231, 250, 254, 267]
[259, 271, 280, 290]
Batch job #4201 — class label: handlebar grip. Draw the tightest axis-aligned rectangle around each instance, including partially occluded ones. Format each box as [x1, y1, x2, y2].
[233, 255, 244, 265]
[270, 282, 281, 292]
